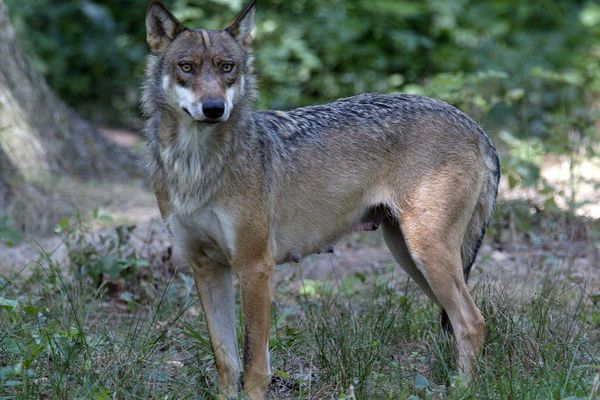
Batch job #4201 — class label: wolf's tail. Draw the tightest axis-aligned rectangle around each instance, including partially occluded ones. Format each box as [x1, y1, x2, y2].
[441, 135, 500, 332]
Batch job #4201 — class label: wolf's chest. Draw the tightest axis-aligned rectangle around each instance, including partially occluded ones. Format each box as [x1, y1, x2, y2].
[167, 206, 237, 265]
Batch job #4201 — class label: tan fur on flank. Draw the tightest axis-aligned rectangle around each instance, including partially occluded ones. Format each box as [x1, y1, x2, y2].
[142, 1, 500, 398]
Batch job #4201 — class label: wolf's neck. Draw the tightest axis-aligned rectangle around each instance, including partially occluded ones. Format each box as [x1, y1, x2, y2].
[159, 118, 231, 214]
[158, 108, 253, 214]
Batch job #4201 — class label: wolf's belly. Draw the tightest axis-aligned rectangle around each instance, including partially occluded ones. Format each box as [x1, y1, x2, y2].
[270, 202, 387, 264]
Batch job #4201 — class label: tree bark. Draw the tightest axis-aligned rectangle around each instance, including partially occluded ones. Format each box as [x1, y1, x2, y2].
[0, 0, 138, 231]
[0, 0, 135, 182]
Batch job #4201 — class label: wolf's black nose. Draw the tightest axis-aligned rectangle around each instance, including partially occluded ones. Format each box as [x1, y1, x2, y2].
[203, 99, 225, 119]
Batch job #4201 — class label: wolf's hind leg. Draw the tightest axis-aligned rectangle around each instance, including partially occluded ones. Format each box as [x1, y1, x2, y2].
[191, 255, 242, 398]
[382, 220, 439, 304]
[398, 205, 484, 379]
[384, 160, 485, 378]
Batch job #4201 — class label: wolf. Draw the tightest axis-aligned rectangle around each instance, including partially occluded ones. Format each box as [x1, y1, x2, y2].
[142, 1, 500, 398]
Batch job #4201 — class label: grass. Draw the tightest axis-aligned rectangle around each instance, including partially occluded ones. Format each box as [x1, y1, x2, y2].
[1, 217, 599, 399]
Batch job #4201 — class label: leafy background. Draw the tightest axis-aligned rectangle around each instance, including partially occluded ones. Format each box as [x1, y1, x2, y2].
[5, 0, 600, 198]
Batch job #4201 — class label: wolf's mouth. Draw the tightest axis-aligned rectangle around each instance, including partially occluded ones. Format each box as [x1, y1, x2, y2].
[181, 106, 224, 125]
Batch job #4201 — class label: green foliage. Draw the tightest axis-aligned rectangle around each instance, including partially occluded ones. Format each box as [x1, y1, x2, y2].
[5, 0, 148, 124]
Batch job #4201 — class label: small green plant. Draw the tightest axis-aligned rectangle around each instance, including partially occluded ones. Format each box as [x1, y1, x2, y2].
[56, 209, 150, 302]
[0, 216, 22, 247]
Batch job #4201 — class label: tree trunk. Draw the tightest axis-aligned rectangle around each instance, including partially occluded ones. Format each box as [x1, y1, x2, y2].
[0, 0, 135, 180]
[0, 0, 137, 231]
[0, 146, 16, 213]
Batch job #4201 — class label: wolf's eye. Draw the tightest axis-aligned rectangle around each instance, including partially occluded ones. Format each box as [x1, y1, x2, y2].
[179, 63, 193, 73]
[221, 63, 234, 73]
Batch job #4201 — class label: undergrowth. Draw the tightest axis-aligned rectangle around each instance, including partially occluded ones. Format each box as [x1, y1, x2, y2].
[1, 213, 599, 399]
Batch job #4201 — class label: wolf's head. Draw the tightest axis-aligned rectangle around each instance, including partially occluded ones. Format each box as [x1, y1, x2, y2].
[145, 0, 256, 125]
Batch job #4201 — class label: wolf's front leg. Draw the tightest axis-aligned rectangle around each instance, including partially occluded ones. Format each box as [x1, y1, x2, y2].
[191, 255, 242, 399]
[237, 258, 274, 400]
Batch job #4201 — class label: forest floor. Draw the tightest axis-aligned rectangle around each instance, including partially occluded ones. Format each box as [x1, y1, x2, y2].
[1, 130, 599, 399]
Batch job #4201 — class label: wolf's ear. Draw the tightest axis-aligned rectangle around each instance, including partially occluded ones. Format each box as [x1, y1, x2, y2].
[146, 1, 185, 54]
[225, 0, 256, 48]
